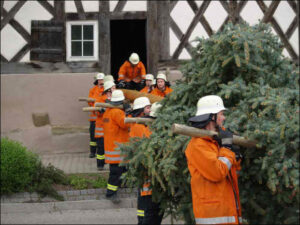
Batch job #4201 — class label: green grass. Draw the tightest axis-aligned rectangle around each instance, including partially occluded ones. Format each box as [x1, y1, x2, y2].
[67, 173, 107, 189]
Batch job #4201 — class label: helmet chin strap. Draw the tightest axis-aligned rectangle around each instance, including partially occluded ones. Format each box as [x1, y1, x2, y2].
[211, 114, 218, 129]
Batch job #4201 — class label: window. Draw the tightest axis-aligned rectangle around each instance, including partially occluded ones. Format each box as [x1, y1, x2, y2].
[66, 21, 98, 61]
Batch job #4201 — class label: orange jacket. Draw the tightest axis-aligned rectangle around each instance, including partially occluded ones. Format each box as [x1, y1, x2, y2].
[88, 85, 103, 122]
[129, 123, 152, 139]
[140, 86, 153, 94]
[151, 86, 173, 97]
[118, 61, 146, 82]
[103, 108, 130, 164]
[94, 93, 107, 138]
[129, 123, 152, 196]
[185, 136, 242, 224]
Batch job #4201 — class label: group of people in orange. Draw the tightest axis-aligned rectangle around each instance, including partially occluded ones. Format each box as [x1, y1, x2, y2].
[86, 53, 172, 224]
[85, 52, 243, 225]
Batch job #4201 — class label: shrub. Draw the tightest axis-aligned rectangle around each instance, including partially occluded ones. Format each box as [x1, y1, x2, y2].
[1, 137, 67, 200]
[1, 137, 39, 194]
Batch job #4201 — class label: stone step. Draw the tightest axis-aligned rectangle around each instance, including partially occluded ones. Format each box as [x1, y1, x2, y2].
[1, 198, 137, 214]
[1, 188, 138, 204]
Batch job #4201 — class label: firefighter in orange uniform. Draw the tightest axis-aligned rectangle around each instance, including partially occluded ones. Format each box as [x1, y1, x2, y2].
[94, 80, 116, 170]
[140, 74, 155, 94]
[151, 73, 173, 97]
[185, 95, 242, 224]
[88, 73, 105, 158]
[129, 100, 164, 225]
[117, 52, 146, 91]
[103, 90, 131, 203]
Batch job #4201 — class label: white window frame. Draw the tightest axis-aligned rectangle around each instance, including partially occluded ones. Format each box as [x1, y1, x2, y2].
[66, 21, 98, 62]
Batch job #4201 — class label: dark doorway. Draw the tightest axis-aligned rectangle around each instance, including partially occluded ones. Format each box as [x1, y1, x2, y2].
[110, 19, 147, 80]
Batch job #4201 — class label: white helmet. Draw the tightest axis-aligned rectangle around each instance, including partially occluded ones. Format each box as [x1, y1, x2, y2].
[104, 75, 114, 82]
[104, 80, 115, 92]
[156, 73, 167, 82]
[111, 90, 125, 102]
[133, 97, 151, 110]
[145, 74, 154, 81]
[95, 72, 105, 80]
[195, 95, 227, 116]
[129, 53, 140, 65]
[150, 102, 162, 117]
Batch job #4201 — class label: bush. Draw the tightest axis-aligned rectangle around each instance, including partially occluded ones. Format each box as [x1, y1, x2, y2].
[1, 137, 67, 200]
[1, 137, 39, 194]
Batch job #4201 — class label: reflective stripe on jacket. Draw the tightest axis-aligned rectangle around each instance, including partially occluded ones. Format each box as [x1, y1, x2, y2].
[88, 85, 103, 121]
[185, 136, 242, 224]
[118, 61, 146, 82]
[151, 86, 173, 97]
[94, 93, 107, 138]
[103, 108, 130, 164]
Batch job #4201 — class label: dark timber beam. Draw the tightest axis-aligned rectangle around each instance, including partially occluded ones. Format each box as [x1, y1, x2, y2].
[186, 0, 213, 36]
[1, 54, 9, 62]
[54, 0, 65, 21]
[157, 0, 170, 60]
[1, 0, 27, 30]
[98, 1, 110, 74]
[113, 0, 127, 12]
[37, 0, 55, 17]
[261, 0, 280, 23]
[1, 8, 31, 43]
[170, 17, 193, 56]
[285, 16, 298, 40]
[172, 0, 210, 59]
[147, 1, 159, 75]
[74, 0, 86, 20]
[257, 0, 298, 62]
[10, 43, 30, 62]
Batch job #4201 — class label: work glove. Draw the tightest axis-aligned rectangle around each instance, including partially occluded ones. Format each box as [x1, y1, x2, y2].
[116, 80, 126, 89]
[232, 145, 243, 161]
[99, 108, 106, 114]
[122, 102, 132, 115]
[214, 126, 233, 150]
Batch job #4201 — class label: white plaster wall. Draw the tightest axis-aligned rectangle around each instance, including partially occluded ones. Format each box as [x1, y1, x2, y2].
[1, 73, 95, 133]
[1, 1, 299, 62]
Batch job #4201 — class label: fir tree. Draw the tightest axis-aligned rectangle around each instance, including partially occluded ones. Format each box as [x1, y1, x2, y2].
[120, 22, 299, 224]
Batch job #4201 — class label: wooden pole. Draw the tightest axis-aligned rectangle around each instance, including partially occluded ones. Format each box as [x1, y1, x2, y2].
[78, 97, 95, 102]
[94, 102, 124, 109]
[124, 117, 154, 124]
[172, 123, 257, 148]
[120, 89, 163, 103]
[82, 107, 102, 112]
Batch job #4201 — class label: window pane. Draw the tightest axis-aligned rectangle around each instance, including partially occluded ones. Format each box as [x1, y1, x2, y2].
[71, 25, 82, 40]
[83, 25, 94, 40]
[83, 41, 94, 56]
[71, 41, 82, 56]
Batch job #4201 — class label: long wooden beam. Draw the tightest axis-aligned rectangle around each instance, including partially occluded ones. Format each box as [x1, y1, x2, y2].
[172, 123, 257, 148]
[124, 117, 154, 124]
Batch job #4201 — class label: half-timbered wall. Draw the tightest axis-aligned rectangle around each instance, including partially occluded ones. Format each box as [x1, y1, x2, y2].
[1, 1, 299, 74]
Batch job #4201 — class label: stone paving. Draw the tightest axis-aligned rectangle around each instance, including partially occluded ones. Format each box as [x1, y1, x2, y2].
[40, 152, 109, 174]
